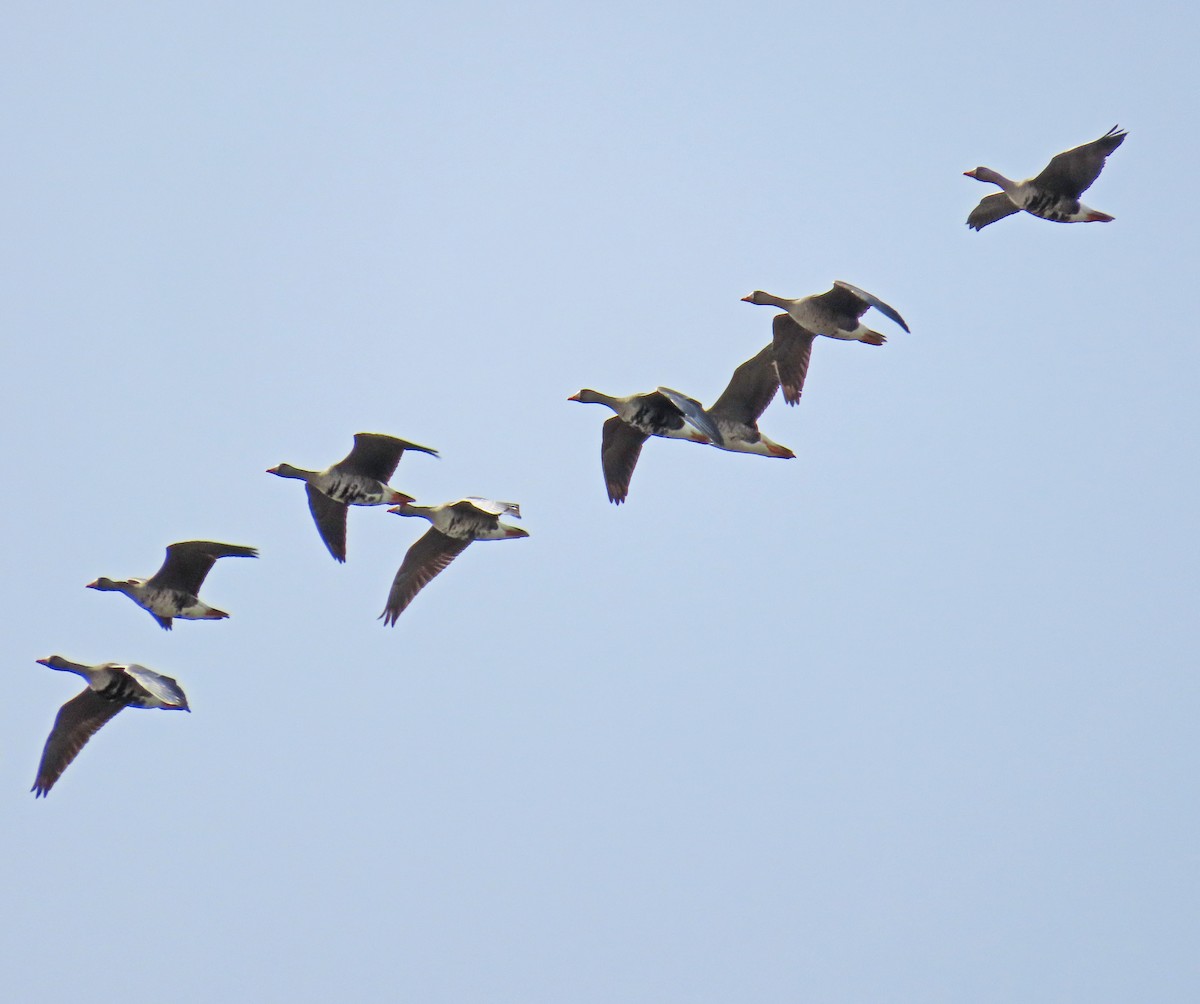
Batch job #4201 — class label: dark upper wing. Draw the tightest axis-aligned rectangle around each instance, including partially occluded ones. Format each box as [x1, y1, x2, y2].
[709, 343, 780, 424]
[600, 417, 649, 505]
[338, 433, 439, 482]
[149, 541, 259, 593]
[1032, 126, 1127, 199]
[808, 283, 870, 326]
[771, 315, 818, 406]
[306, 484, 349, 562]
[446, 499, 500, 529]
[32, 690, 125, 797]
[652, 387, 723, 445]
[967, 192, 1021, 231]
[379, 528, 472, 625]
[833, 281, 910, 332]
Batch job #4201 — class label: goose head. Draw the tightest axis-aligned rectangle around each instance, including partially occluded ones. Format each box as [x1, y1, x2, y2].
[36, 655, 87, 673]
[963, 167, 1008, 186]
[387, 502, 426, 518]
[266, 463, 311, 480]
[86, 576, 137, 592]
[567, 389, 606, 405]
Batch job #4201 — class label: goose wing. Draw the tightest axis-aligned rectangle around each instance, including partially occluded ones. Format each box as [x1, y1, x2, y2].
[771, 314, 818, 406]
[305, 484, 349, 562]
[123, 665, 190, 708]
[32, 690, 125, 797]
[338, 433, 438, 482]
[709, 344, 779, 424]
[653, 387, 722, 445]
[601, 417, 649, 505]
[148, 541, 259, 594]
[380, 528, 472, 625]
[833, 281, 910, 332]
[460, 498, 522, 518]
[967, 192, 1021, 231]
[1032, 125, 1127, 199]
[807, 282, 871, 327]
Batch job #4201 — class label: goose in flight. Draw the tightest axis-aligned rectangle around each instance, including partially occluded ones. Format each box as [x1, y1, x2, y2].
[656, 344, 794, 460]
[31, 655, 190, 798]
[742, 282, 909, 404]
[380, 498, 528, 625]
[87, 540, 258, 630]
[568, 388, 714, 504]
[964, 126, 1127, 230]
[268, 432, 437, 562]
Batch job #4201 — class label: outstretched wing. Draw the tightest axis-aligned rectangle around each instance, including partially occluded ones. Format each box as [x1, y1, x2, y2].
[305, 484, 349, 562]
[1032, 125, 1126, 199]
[654, 387, 722, 446]
[833, 281, 910, 332]
[32, 691, 125, 798]
[123, 665, 190, 709]
[460, 498, 522, 518]
[380, 529, 472, 625]
[967, 192, 1021, 231]
[149, 541, 258, 594]
[808, 283, 870, 326]
[339, 433, 439, 482]
[771, 315, 818, 406]
[600, 417, 649, 505]
[709, 343, 779, 424]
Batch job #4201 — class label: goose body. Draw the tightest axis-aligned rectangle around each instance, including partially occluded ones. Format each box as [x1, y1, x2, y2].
[567, 389, 718, 443]
[742, 282, 909, 404]
[87, 540, 258, 630]
[657, 344, 794, 459]
[964, 126, 1126, 230]
[31, 655, 190, 797]
[268, 432, 437, 562]
[380, 498, 528, 625]
[568, 388, 714, 504]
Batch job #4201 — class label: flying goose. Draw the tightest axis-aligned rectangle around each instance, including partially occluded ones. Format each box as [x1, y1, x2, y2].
[31, 655, 190, 798]
[741, 282, 910, 404]
[87, 540, 258, 630]
[964, 125, 1127, 230]
[380, 498, 528, 625]
[268, 432, 438, 562]
[656, 344, 794, 459]
[568, 388, 716, 504]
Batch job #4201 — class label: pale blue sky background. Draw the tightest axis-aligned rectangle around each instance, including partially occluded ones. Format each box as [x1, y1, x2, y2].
[4, 2, 1198, 1001]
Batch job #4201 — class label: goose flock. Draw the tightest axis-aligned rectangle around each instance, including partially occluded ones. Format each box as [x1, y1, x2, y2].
[29, 126, 1127, 796]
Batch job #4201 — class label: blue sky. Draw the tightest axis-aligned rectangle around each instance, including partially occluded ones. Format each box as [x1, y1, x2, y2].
[4, 3, 1198, 1001]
